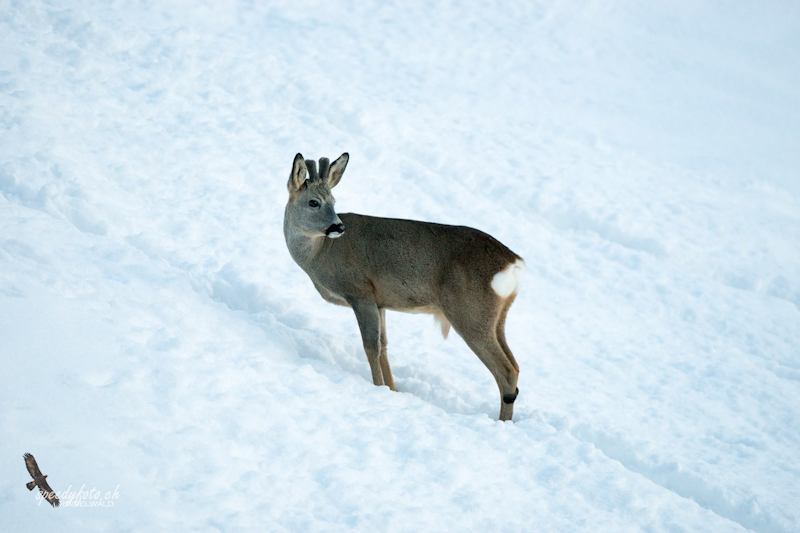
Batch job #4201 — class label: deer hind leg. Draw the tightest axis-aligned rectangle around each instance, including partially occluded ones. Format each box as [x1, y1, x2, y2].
[350, 300, 385, 387]
[496, 293, 519, 372]
[444, 298, 520, 421]
[495, 294, 520, 421]
[378, 308, 397, 391]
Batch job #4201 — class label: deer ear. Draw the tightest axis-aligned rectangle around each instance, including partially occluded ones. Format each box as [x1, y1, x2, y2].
[327, 152, 349, 189]
[288, 153, 308, 192]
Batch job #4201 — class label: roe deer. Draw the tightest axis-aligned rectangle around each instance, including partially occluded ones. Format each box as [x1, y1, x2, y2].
[283, 153, 523, 420]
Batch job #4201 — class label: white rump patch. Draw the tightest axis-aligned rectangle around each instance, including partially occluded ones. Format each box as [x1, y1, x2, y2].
[491, 259, 525, 298]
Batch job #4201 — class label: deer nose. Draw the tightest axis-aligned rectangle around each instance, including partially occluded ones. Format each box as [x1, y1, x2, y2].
[325, 222, 345, 238]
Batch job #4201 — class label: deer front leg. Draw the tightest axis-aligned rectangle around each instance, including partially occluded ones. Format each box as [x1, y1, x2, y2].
[378, 308, 396, 391]
[350, 300, 385, 387]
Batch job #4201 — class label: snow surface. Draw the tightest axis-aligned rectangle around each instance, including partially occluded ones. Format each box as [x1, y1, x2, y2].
[2, 1, 799, 531]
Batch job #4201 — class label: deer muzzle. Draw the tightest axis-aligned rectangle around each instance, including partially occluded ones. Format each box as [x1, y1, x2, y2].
[325, 222, 345, 239]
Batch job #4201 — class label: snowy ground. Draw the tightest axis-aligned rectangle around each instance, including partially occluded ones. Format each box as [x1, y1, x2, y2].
[2, 1, 799, 531]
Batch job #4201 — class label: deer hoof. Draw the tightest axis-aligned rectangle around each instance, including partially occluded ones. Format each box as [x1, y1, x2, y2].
[502, 387, 519, 404]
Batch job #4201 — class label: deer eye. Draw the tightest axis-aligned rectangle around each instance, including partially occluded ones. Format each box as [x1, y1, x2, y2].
[308, 199, 320, 208]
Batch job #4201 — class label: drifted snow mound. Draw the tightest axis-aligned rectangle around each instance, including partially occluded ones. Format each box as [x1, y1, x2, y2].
[2, 1, 799, 531]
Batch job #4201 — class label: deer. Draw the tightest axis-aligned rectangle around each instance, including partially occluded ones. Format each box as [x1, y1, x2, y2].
[283, 153, 524, 420]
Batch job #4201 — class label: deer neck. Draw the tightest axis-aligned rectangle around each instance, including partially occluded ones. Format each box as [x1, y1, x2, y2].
[283, 208, 327, 270]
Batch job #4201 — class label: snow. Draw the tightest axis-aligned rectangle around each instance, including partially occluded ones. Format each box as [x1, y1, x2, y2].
[1, 1, 799, 531]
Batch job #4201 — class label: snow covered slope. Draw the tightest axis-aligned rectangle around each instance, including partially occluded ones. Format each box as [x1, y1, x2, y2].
[2, 1, 799, 531]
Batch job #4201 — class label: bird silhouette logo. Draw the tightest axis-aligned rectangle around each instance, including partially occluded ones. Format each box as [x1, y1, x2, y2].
[23, 453, 59, 507]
